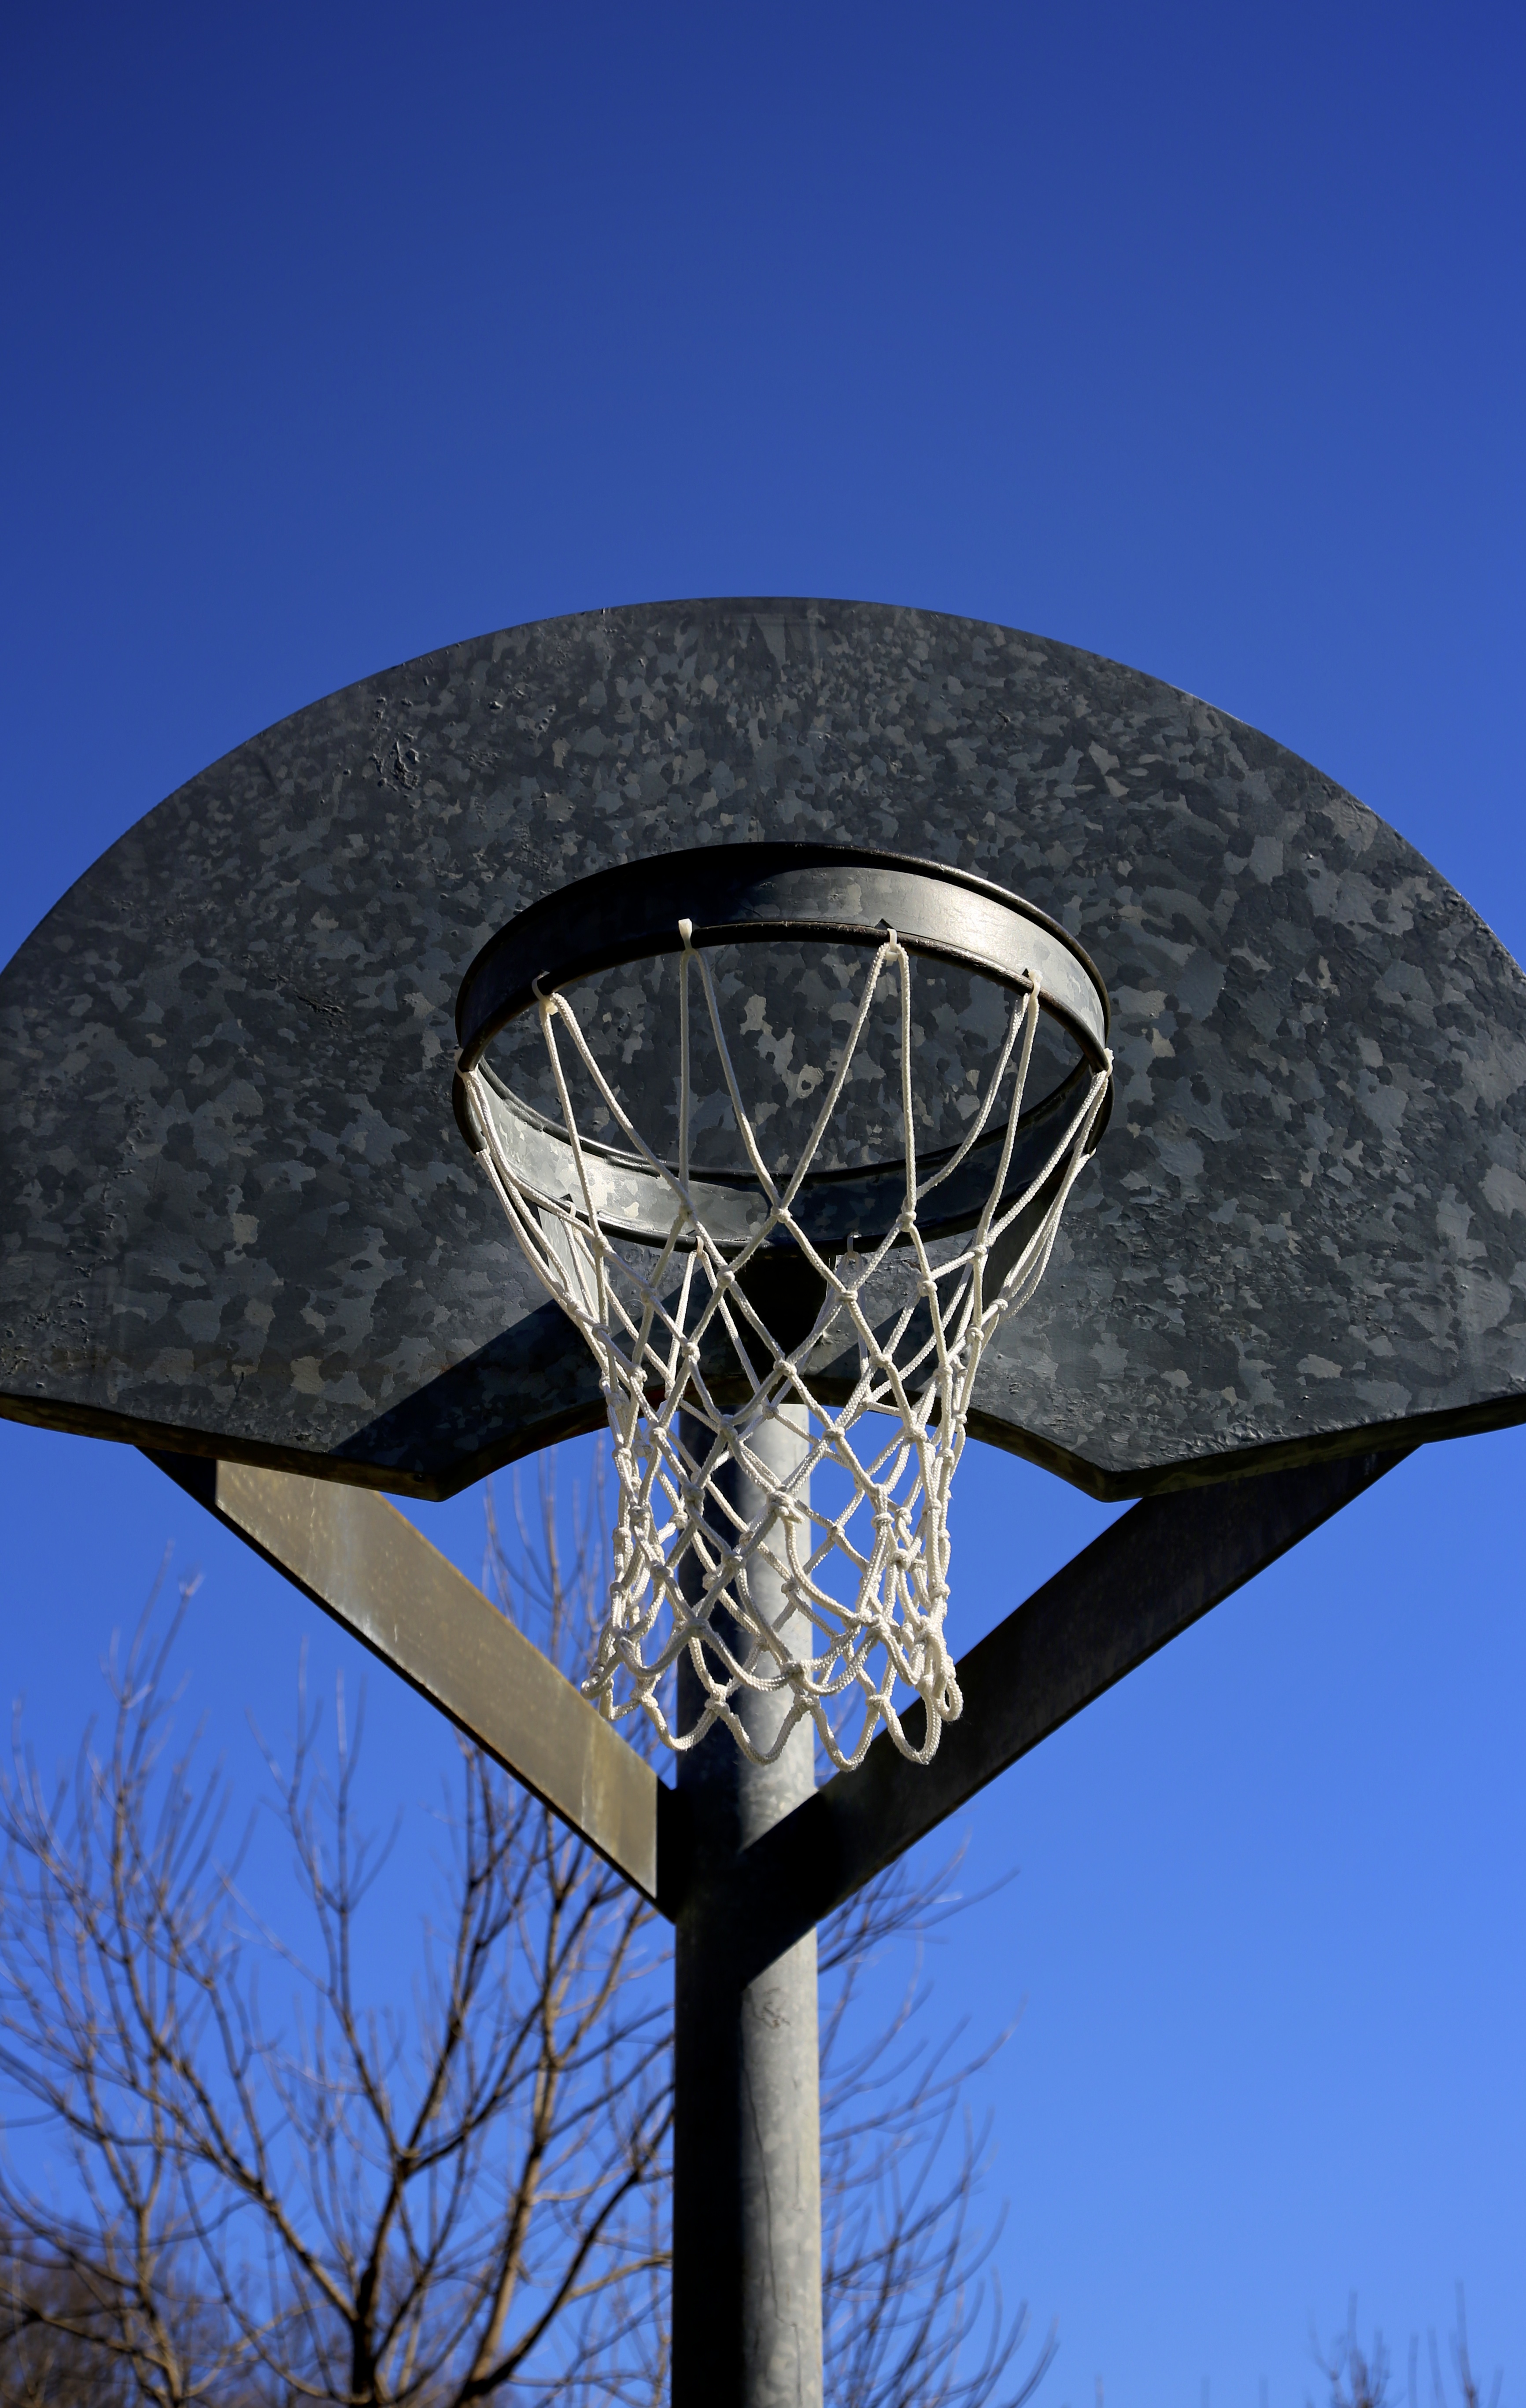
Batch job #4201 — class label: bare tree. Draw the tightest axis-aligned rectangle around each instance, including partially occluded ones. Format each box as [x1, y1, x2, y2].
[0, 2228, 135, 2405]
[1313, 2305, 1393, 2408]
[1312, 2291, 1502, 2408]
[0, 1457, 1049, 2408]
[1419, 2289, 1504, 2408]
[817, 1870, 1043, 2408]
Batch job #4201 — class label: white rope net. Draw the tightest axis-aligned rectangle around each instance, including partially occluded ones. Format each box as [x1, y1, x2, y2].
[462, 925, 1111, 1770]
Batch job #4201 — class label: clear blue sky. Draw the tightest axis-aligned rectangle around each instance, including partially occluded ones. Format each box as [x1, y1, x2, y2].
[2, 5, 1522, 2404]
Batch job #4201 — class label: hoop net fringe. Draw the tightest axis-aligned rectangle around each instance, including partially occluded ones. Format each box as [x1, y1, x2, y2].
[464, 929, 1111, 1770]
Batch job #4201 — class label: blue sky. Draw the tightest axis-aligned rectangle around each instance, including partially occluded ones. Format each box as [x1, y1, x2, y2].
[2, 4, 1522, 2403]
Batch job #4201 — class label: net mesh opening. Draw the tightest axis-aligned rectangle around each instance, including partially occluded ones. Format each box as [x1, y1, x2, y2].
[462, 924, 1110, 1769]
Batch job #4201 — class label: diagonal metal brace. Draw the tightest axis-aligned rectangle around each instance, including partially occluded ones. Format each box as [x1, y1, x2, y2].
[680, 1445, 1412, 1966]
[146, 1444, 1411, 1934]
[145, 1451, 670, 1905]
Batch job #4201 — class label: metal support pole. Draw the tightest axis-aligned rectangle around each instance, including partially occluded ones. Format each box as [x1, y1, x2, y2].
[672, 1408, 822, 2408]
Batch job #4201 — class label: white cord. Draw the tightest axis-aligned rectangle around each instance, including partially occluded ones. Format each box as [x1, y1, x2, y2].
[466, 935, 1110, 1769]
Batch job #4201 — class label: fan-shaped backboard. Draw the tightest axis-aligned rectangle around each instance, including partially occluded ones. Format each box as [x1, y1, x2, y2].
[4, 598, 1523, 1499]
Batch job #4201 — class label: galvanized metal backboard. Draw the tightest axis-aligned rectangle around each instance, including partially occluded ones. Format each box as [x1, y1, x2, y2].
[4, 597, 1524, 1497]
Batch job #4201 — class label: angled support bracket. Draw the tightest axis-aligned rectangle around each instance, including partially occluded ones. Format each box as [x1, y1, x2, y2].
[145, 1451, 670, 1905]
[693, 1444, 1413, 1978]
[147, 1442, 1411, 1943]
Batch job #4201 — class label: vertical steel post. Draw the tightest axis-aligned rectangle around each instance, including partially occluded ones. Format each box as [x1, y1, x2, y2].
[672, 1407, 822, 2408]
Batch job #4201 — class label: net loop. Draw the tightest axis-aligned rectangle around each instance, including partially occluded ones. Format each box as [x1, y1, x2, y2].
[463, 928, 1110, 1770]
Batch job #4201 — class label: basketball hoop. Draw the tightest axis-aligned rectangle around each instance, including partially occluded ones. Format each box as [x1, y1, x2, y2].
[454, 844, 1112, 1770]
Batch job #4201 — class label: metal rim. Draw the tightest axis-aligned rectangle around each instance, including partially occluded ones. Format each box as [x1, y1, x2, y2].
[456, 1052, 1105, 1253]
[452, 841, 1113, 1251]
[455, 841, 1111, 1072]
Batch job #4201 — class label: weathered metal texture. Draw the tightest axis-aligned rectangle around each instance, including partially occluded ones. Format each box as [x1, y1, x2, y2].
[7, 601, 1524, 1498]
[147, 1451, 663, 1902]
[672, 1412, 822, 2408]
[710, 1446, 1411, 1978]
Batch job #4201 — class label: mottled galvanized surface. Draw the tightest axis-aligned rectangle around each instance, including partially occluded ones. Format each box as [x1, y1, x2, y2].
[3, 598, 1525, 1498]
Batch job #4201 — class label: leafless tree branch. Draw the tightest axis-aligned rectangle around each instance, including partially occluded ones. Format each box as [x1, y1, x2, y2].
[0, 1453, 1050, 2408]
